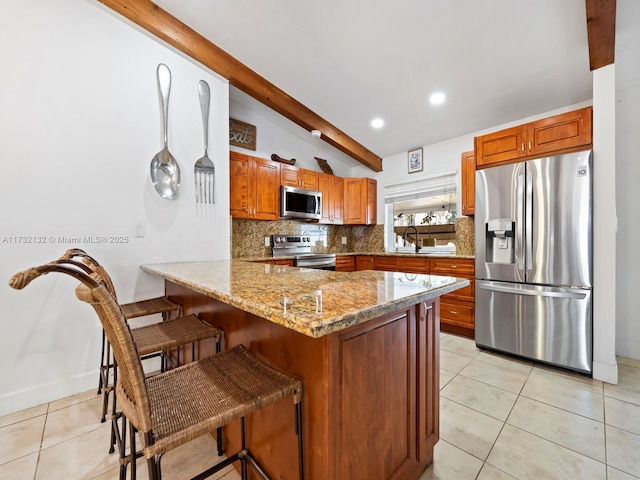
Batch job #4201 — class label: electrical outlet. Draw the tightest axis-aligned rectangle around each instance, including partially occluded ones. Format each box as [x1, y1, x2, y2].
[264, 236, 270, 247]
[135, 221, 145, 238]
[341, 236, 347, 245]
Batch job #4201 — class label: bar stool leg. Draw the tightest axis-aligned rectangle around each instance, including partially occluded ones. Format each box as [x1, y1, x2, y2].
[130, 421, 137, 480]
[98, 329, 107, 395]
[119, 415, 127, 480]
[296, 403, 305, 480]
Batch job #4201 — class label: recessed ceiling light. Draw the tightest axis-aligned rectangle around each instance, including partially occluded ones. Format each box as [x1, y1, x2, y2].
[429, 92, 446, 105]
[371, 118, 384, 129]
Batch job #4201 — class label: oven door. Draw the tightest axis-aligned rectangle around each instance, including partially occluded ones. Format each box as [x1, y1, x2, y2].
[295, 255, 336, 270]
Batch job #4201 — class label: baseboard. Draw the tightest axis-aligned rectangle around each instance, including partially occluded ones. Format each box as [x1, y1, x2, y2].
[0, 357, 162, 417]
[0, 371, 97, 417]
[616, 339, 640, 362]
[592, 360, 619, 385]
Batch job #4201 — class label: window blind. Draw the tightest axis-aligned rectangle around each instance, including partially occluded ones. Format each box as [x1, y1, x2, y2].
[384, 170, 457, 204]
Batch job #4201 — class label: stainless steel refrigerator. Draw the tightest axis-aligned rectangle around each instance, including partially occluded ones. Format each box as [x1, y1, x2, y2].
[475, 150, 593, 373]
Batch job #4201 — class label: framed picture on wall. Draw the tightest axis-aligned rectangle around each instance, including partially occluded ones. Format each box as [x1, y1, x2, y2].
[408, 147, 423, 173]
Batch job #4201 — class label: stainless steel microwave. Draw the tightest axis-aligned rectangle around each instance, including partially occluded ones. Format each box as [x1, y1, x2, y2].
[280, 186, 322, 220]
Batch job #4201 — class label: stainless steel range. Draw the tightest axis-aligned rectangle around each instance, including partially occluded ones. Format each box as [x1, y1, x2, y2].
[271, 235, 336, 270]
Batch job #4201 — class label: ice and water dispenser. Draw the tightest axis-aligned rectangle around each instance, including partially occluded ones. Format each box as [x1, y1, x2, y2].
[485, 219, 515, 264]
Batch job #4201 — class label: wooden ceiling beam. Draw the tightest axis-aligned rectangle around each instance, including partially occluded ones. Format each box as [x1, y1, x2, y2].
[97, 0, 383, 172]
[585, 0, 616, 70]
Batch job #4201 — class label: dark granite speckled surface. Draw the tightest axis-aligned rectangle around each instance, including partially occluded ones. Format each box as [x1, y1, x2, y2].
[141, 260, 468, 338]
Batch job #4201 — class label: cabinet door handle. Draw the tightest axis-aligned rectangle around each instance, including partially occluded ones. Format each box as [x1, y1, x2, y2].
[528, 141, 532, 151]
[521, 142, 525, 153]
[421, 302, 433, 321]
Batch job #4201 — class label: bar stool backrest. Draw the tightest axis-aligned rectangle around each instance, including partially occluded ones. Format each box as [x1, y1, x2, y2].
[9, 262, 153, 435]
[60, 249, 118, 299]
[75, 279, 153, 433]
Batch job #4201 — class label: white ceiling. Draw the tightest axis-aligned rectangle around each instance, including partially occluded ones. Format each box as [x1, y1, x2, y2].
[153, 0, 639, 165]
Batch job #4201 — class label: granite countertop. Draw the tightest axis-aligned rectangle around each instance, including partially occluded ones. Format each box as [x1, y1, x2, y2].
[238, 252, 475, 262]
[141, 260, 469, 338]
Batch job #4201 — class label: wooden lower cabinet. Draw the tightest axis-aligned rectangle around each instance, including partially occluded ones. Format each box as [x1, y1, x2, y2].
[356, 255, 375, 271]
[359, 255, 475, 338]
[374, 256, 398, 271]
[328, 300, 438, 478]
[252, 259, 294, 266]
[430, 257, 475, 338]
[166, 282, 440, 480]
[335, 255, 355, 272]
[372, 256, 429, 274]
[398, 257, 429, 274]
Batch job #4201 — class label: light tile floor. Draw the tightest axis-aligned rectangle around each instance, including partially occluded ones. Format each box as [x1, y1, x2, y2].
[422, 333, 640, 480]
[1, 332, 639, 479]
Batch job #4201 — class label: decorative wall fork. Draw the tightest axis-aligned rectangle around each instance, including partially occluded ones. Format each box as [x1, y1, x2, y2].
[195, 80, 215, 204]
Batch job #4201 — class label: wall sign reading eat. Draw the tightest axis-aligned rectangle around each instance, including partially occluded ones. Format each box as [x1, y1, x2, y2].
[229, 118, 256, 150]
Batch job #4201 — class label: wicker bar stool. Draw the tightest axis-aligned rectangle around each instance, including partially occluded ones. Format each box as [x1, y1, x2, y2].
[60, 249, 182, 407]
[53, 252, 224, 456]
[10, 263, 304, 480]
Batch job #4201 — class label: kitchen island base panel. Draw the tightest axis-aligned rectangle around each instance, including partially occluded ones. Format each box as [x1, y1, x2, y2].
[165, 281, 440, 480]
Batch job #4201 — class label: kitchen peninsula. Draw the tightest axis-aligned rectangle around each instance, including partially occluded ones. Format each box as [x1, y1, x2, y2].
[141, 260, 468, 480]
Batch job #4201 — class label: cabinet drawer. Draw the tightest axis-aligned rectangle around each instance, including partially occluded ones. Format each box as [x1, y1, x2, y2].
[335, 256, 355, 272]
[374, 256, 398, 271]
[440, 301, 474, 328]
[398, 257, 429, 274]
[356, 255, 375, 271]
[430, 258, 474, 276]
[442, 276, 474, 303]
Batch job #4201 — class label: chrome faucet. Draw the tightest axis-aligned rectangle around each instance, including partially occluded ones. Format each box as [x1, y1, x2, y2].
[403, 226, 420, 253]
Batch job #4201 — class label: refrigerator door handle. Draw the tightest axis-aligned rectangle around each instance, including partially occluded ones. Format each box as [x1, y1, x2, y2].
[478, 282, 588, 300]
[525, 162, 534, 276]
[515, 164, 526, 278]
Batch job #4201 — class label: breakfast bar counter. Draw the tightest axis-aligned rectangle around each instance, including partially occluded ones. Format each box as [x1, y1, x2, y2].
[142, 260, 468, 480]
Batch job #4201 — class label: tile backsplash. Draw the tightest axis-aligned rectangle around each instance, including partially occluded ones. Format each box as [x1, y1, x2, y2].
[232, 219, 384, 258]
[231, 217, 473, 258]
[455, 216, 475, 255]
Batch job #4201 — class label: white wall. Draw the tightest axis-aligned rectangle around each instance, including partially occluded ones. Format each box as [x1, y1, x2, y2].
[615, 0, 640, 360]
[616, 81, 640, 360]
[352, 102, 593, 225]
[0, 0, 230, 415]
[230, 89, 356, 178]
[592, 65, 618, 384]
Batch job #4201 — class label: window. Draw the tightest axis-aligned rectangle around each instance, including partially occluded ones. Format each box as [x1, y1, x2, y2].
[384, 170, 457, 251]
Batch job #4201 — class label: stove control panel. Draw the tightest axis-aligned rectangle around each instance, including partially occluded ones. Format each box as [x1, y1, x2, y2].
[272, 235, 313, 256]
[272, 235, 312, 246]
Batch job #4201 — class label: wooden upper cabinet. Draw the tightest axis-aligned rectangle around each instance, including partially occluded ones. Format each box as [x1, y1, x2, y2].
[475, 125, 527, 167]
[475, 107, 593, 169]
[229, 152, 251, 218]
[526, 107, 592, 157]
[343, 177, 377, 225]
[366, 178, 377, 225]
[319, 173, 344, 224]
[280, 164, 319, 191]
[461, 150, 475, 216]
[230, 152, 281, 220]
